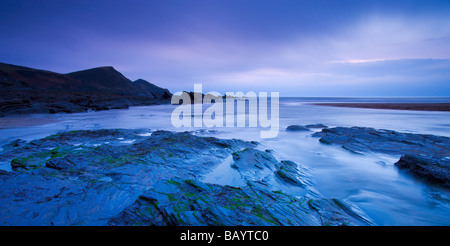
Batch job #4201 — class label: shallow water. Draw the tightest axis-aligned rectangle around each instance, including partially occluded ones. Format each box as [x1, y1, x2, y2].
[1, 97, 450, 225]
[202, 155, 247, 187]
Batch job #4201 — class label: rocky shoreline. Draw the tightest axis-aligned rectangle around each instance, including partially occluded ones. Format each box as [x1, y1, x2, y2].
[1, 124, 449, 225]
[0, 129, 373, 226]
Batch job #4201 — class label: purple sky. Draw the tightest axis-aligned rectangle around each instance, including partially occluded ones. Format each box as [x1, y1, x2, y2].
[1, 0, 450, 96]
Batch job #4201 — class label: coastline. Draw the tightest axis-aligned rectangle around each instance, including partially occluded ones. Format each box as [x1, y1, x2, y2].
[0, 99, 449, 225]
[313, 103, 450, 112]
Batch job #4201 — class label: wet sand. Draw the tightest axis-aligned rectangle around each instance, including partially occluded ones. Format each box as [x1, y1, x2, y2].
[313, 103, 450, 112]
[0, 117, 59, 129]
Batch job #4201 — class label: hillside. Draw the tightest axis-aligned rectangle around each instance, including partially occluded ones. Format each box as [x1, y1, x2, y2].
[0, 62, 171, 116]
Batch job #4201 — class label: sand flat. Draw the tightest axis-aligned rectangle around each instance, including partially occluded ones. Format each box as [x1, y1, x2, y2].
[314, 103, 450, 112]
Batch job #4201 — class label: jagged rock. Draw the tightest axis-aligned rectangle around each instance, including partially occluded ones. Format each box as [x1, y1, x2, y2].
[275, 160, 312, 188]
[0, 129, 253, 225]
[0, 129, 373, 226]
[312, 126, 450, 157]
[107, 178, 373, 226]
[45, 156, 79, 171]
[395, 154, 450, 188]
[232, 148, 279, 174]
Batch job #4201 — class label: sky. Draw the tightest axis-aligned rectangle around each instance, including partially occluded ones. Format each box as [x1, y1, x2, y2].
[1, 0, 450, 96]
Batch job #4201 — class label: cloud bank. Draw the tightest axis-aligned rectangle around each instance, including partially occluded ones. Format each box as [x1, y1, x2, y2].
[1, 0, 449, 96]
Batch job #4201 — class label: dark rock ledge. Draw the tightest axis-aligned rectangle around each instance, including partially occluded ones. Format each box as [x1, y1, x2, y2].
[395, 154, 450, 188]
[286, 124, 328, 132]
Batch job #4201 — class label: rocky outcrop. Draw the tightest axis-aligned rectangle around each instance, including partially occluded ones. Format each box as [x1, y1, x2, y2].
[0, 129, 373, 226]
[231, 148, 312, 188]
[312, 127, 450, 156]
[108, 178, 372, 226]
[286, 124, 328, 132]
[286, 125, 310, 132]
[395, 154, 450, 188]
[0, 129, 253, 225]
[0, 62, 172, 116]
[305, 124, 328, 129]
[312, 126, 450, 187]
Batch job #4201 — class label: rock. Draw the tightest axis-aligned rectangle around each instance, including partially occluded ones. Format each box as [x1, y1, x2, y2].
[313, 126, 450, 188]
[10, 157, 30, 171]
[286, 124, 328, 132]
[0, 129, 254, 225]
[275, 160, 312, 188]
[286, 125, 310, 132]
[312, 127, 450, 157]
[232, 148, 279, 172]
[231, 148, 299, 188]
[0, 128, 373, 226]
[230, 147, 318, 198]
[5, 139, 26, 148]
[306, 198, 373, 226]
[107, 178, 373, 226]
[11, 154, 47, 171]
[395, 154, 450, 188]
[45, 157, 78, 171]
[305, 124, 328, 129]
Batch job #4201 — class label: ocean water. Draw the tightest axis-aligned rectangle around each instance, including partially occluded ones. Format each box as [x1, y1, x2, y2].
[1, 97, 450, 225]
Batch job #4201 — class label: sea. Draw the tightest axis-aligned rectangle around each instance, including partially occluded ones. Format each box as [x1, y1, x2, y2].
[1, 97, 450, 225]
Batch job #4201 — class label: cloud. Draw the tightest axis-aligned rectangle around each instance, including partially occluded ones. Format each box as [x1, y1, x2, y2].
[327, 14, 450, 62]
[188, 13, 450, 95]
[3, 1, 449, 96]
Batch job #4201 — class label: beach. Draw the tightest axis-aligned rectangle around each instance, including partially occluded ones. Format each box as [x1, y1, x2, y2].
[314, 103, 450, 112]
